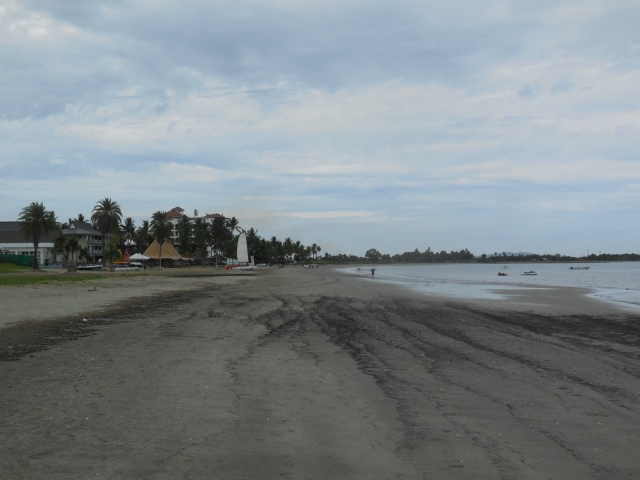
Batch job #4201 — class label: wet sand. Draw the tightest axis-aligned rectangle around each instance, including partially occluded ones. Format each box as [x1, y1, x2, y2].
[0, 269, 254, 329]
[1, 268, 640, 479]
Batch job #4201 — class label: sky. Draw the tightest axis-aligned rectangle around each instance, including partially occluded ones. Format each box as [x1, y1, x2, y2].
[1, 0, 639, 257]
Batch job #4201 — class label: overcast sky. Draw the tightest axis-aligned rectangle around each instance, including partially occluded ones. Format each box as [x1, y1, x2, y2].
[1, 0, 639, 256]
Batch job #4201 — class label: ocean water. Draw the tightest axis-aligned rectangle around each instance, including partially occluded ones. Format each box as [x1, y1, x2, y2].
[338, 262, 640, 311]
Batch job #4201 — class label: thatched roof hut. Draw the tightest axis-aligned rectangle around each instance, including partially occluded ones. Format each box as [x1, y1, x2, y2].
[143, 240, 183, 260]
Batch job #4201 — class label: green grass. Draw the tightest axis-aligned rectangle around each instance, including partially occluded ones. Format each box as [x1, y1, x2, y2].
[0, 263, 31, 274]
[0, 274, 103, 287]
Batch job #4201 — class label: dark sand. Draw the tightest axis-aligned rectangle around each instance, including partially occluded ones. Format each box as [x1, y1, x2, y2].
[1, 268, 640, 479]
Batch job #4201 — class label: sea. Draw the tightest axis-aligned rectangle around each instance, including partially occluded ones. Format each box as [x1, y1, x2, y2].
[339, 262, 640, 312]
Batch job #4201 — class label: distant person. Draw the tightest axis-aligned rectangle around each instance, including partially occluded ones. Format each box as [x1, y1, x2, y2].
[371, 268, 376, 277]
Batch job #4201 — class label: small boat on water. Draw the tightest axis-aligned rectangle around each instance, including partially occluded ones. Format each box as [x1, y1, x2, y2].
[570, 266, 590, 270]
[498, 272, 507, 276]
[521, 270, 537, 275]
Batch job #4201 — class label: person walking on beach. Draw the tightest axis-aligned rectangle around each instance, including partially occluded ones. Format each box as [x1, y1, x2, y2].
[371, 268, 376, 277]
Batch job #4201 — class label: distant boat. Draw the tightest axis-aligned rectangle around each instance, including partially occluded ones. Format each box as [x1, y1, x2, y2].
[521, 270, 537, 275]
[113, 263, 140, 271]
[503, 265, 508, 269]
[570, 266, 590, 270]
[498, 272, 507, 276]
[76, 264, 102, 271]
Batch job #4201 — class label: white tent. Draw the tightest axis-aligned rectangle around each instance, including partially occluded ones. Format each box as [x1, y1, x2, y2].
[130, 253, 150, 261]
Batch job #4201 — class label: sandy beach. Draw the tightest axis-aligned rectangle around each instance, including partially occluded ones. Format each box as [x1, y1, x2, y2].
[1, 267, 640, 479]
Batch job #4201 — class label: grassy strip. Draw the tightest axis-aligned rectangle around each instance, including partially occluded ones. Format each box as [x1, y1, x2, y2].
[0, 263, 31, 274]
[0, 275, 103, 287]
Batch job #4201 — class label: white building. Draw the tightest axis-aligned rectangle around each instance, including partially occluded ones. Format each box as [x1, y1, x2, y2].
[165, 207, 225, 244]
[166, 206, 185, 243]
[0, 222, 58, 266]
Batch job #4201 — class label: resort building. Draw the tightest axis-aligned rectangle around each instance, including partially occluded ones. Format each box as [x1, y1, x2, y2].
[167, 207, 185, 243]
[203, 212, 224, 223]
[165, 207, 225, 244]
[61, 220, 108, 262]
[0, 222, 58, 266]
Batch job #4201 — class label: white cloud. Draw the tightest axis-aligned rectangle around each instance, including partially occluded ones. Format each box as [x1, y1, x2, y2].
[287, 210, 384, 219]
[1, 0, 640, 255]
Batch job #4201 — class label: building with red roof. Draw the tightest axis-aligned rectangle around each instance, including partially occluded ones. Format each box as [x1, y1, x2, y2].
[165, 207, 224, 243]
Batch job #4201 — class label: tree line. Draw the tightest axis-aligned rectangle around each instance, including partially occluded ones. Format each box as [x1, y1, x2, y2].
[323, 248, 640, 264]
[17, 200, 640, 270]
[323, 247, 474, 264]
[16, 199, 323, 269]
[475, 252, 640, 263]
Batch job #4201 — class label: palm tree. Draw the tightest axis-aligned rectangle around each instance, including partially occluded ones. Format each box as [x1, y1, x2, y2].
[150, 211, 172, 269]
[122, 217, 136, 247]
[176, 214, 193, 256]
[53, 234, 82, 272]
[269, 236, 284, 263]
[283, 237, 293, 260]
[18, 202, 58, 270]
[209, 217, 230, 263]
[53, 235, 82, 271]
[53, 235, 68, 268]
[103, 235, 121, 271]
[225, 216, 242, 234]
[245, 228, 258, 256]
[293, 241, 307, 262]
[75, 213, 86, 223]
[65, 235, 80, 267]
[135, 220, 151, 251]
[91, 197, 122, 260]
[193, 217, 210, 258]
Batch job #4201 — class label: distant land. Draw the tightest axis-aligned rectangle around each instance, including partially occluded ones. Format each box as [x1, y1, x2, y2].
[324, 248, 640, 264]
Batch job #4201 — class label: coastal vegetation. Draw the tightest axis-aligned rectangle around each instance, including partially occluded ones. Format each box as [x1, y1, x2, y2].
[150, 211, 173, 268]
[11, 199, 640, 267]
[52, 234, 91, 271]
[324, 248, 474, 264]
[91, 197, 123, 257]
[325, 249, 640, 264]
[12, 199, 324, 266]
[475, 252, 640, 263]
[17, 202, 58, 270]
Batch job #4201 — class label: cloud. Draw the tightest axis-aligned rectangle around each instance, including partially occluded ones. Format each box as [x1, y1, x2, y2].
[518, 85, 536, 98]
[287, 210, 384, 220]
[1, 0, 640, 255]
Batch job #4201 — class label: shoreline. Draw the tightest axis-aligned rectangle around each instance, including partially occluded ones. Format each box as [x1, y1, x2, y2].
[338, 270, 636, 316]
[1, 263, 637, 331]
